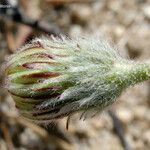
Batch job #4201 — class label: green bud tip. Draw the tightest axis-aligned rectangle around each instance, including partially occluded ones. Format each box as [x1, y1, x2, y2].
[4, 36, 150, 123]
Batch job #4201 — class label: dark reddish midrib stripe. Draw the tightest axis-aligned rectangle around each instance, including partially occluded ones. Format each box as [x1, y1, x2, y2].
[22, 72, 60, 78]
[28, 53, 62, 59]
[19, 53, 55, 60]
[32, 108, 60, 117]
[8, 52, 66, 70]
[36, 86, 62, 92]
[9, 90, 61, 99]
[20, 81, 37, 85]
[32, 111, 73, 120]
[22, 45, 64, 53]
[31, 52, 66, 58]
[34, 53, 54, 59]
[21, 46, 43, 52]
[22, 61, 57, 69]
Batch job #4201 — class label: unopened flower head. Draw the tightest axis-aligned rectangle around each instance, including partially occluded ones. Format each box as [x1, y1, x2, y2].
[5, 36, 150, 123]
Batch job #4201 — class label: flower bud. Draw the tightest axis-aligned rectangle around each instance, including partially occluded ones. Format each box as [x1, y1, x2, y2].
[5, 36, 150, 123]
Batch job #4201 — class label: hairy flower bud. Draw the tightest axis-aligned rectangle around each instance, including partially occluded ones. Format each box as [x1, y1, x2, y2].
[5, 36, 150, 123]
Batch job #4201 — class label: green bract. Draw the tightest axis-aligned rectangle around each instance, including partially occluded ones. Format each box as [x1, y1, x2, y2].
[5, 36, 150, 123]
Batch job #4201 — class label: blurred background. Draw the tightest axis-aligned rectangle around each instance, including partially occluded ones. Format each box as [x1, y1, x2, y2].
[0, 0, 150, 150]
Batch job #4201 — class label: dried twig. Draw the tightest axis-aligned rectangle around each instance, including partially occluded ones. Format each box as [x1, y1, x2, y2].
[0, 110, 74, 150]
[108, 110, 130, 150]
[4, 23, 16, 53]
[0, 123, 15, 150]
[0, 6, 62, 35]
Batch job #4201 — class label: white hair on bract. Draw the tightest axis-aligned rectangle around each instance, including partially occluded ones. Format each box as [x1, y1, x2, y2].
[5, 35, 150, 125]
